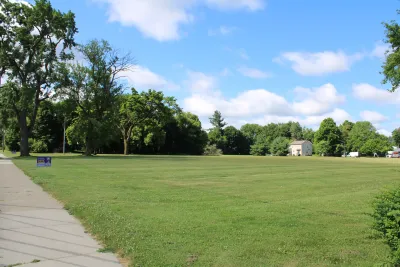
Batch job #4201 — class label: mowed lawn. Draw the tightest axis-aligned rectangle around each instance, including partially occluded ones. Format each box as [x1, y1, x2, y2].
[10, 155, 400, 266]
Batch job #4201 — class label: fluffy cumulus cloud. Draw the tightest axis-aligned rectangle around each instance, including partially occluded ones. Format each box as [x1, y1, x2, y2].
[237, 66, 272, 79]
[360, 110, 388, 123]
[182, 71, 348, 128]
[120, 66, 179, 91]
[276, 50, 364, 76]
[352, 83, 400, 104]
[94, 0, 264, 41]
[292, 84, 345, 115]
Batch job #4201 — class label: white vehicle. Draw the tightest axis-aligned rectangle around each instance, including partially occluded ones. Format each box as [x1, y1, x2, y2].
[387, 151, 393, 158]
[393, 149, 400, 158]
[348, 152, 359, 158]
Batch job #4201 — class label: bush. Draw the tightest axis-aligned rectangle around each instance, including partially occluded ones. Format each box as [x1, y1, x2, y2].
[30, 139, 48, 153]
[372, 186, 400, 265]
[203, 144, 222, 156]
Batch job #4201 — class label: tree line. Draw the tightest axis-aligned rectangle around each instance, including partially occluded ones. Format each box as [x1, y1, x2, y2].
[206, 111, 400, 157]
[0, 0, 399, 157]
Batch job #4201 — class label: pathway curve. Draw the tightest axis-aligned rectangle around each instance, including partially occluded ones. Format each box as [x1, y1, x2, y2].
[0, 154, 123, 267]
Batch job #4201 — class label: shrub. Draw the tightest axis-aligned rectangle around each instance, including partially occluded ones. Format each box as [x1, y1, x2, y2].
[203, 144, 222, 156]
[30, 139, 48, 153]
[372, 186, 400, 265]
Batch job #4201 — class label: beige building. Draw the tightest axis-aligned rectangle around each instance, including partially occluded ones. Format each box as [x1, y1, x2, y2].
[289, 140, 313, 156]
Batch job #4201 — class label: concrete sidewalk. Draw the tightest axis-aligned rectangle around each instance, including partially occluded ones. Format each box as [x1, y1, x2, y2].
[0, 154, 123, 267]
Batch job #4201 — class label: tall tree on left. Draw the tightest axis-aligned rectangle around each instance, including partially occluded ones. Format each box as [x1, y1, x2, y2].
[0, 0, 77, 156]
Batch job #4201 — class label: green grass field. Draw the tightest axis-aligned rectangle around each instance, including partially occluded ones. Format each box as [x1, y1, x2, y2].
[9, 154, 400, 266]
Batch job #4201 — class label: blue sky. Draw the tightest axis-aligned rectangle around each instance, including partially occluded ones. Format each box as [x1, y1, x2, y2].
[49, 0, 400, 134]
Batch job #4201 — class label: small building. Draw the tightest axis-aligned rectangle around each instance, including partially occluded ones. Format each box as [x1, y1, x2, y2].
[289, 140, 313, 156]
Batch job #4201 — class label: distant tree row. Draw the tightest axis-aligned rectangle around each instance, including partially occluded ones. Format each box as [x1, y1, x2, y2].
[206, 111, 399, 157]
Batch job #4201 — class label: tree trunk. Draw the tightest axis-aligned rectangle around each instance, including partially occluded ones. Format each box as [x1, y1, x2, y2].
[123, 138, 129, 155]
[84, 135, 93, 156]
[19, 111, 30, 157]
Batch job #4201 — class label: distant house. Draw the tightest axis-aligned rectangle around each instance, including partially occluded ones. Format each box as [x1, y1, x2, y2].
[289, 140, 313, 156]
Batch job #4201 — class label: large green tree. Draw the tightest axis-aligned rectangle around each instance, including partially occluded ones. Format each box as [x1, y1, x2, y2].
[118, 89, 179, 155]
[57, 40, 132, 155]
[314, 118, 342, 156]
[393, 128, 400, 147]
[270, 136, 290, 156]
[360, 134, 392, 156]
[240, 123, 263, 147]
[0, 0, 77, 156]
[209, 110, 227, 131]
[289, 121, 303, 140]
[208, 110, 227, 150]
[223, 126, 249, 155]
[381, 11, 400, 91]
[302, 127, 315, 142]
[339, 120, 354, 150]
[347, 121, 377, 152]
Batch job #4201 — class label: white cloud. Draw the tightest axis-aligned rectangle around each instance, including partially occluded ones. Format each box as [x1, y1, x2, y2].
[185, 71, 217, 93]
[205, 0, 264, 11]
[378, 129, 392, 137]
[292, 83, 345, 116]
[352, 83, 400, 104]
[237, 66, 272, 79]
[277, 50, 364, 76]
[371, 41, 391, 59]
[182, 71, 347, 128]
[302, 109, 352, 126]
[120, 66, 179, 91]
[360, 110, 388, 123]
[208, 26, 237, 36]
[95, 0, 264, 41]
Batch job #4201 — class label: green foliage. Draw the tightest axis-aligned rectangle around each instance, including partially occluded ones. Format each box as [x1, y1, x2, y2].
[360, 134, 392, 156]
[290, 122, 303, 140]
[0, 0, 77, 156]
[208, 128, 227, 150]
[314, 118, 342, 156]
[347, 121, 377, 152]
[4, 119, 19, 151]
[315, 140, 330, 156]
[302, 127, 315, 142]
[203, 144, 222, 156]
[393, 128, 400, 147]
[381, 11, 400, 92]
[118, 89, 179, 155]
[372, 186, 400, 265]
[270, 137, 290, 156]
[209, 110, 226, 130]
[240, 123, 263, 146]
[57, 39, 132, 155]
[30, 139, 48, 153]
[250, 135, 269, 156]
[223, 126, 249, 155]
[339, 120, 354, 147]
